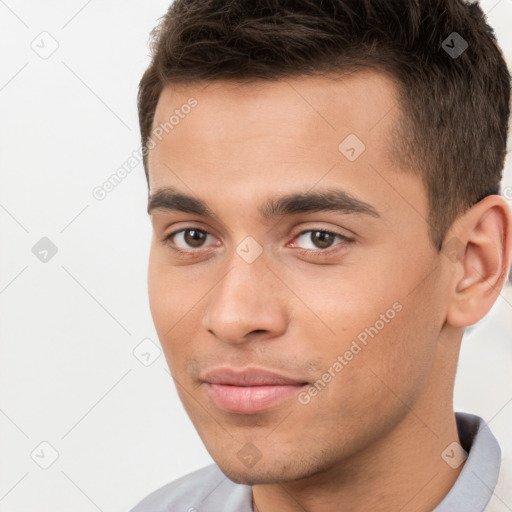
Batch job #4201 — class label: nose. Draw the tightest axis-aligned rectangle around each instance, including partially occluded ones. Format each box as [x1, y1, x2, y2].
[201, 253, 288, 345]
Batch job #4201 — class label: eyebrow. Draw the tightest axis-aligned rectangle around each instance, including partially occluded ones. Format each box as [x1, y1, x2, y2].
[147, 186, 381, 219]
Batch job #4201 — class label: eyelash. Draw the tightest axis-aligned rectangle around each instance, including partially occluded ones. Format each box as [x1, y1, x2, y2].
[162, 226, 355, 259]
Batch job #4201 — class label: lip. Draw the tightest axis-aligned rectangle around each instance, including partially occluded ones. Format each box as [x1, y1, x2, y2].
[202, 368, 308, 414]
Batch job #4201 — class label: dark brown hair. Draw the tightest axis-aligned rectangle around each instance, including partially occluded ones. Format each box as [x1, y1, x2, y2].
[138, 0, 510, 250]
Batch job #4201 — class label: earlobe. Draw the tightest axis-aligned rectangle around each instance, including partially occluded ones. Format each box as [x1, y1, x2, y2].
[445, 195, 512, 328]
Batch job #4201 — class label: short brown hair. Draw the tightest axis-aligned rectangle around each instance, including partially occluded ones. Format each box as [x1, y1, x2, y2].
[138, 0, 510, 250]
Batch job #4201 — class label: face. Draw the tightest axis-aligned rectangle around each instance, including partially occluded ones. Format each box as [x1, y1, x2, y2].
[146, 71, 450, 484]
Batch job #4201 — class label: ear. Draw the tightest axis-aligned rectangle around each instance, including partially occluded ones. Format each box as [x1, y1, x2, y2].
[444, 195, 512, 328]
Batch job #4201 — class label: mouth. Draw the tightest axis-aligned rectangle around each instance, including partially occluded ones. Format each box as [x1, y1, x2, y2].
[201, 367, 309, 414]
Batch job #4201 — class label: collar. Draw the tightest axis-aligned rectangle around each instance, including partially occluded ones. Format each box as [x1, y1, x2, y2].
[433, 412, 501, 511]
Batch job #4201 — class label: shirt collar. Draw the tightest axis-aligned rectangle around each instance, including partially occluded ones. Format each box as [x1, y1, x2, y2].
[433, 412, 501, 511]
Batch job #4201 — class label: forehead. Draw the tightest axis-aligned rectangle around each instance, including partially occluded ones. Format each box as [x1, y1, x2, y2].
[150, 71, 400, 166]
[146, 71, 425, 225]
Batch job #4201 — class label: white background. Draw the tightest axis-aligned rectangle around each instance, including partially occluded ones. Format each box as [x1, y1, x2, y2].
[0, 1, 511, 511]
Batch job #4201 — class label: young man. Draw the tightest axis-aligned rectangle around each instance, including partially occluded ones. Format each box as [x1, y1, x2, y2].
[130, 1, 511, 510]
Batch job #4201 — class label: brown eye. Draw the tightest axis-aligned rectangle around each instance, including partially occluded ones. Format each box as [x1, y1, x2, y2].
[164, 228, 211, 250]
[310, 231, 336, 249]
[183, 229, 207, 248]
[294, 230, 349, 251]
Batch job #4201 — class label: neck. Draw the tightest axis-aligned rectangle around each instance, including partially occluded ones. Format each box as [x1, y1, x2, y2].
[252, 330, 464, 512]
[252, 410, 463, 512]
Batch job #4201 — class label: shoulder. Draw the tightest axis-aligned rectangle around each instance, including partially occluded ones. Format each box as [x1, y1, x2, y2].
[129, 464, 252, 512]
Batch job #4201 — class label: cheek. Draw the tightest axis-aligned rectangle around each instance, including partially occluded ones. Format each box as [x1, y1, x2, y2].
[147, 247, 211, 369]
[147, 244, 194, 327]
[147, 249, 186, 353]
[290, 296, 440, 455]
[147, 249, 169, 331]
[297, 256, 442, 399]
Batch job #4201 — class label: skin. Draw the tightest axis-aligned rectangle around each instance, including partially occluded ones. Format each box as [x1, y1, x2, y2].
[146, 71, 512, 512]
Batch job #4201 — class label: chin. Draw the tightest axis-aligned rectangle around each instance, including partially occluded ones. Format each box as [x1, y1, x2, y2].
[220, 466, 290, 486]
[215, 456, 325, 486]
[222, 470, 272, 486]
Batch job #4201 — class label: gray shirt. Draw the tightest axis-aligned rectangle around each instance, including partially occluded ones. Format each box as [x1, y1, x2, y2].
[130, 412, 501, 512]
